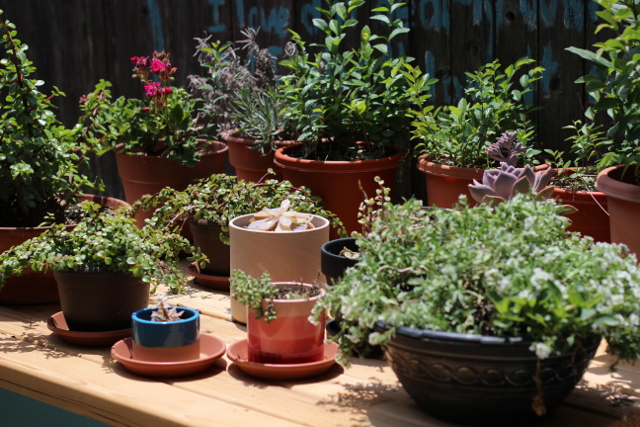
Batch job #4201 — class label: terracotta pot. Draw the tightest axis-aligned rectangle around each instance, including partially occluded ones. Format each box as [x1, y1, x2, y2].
[54, 268, 150, 332]
[229, 213, 329, 324]
[377, 322, 598, 425]
[131, 306, 200, 362]
[247, 283, 325, 364]
[596, 164, 640, 257]
[417, 156, 485, 208]
[552, 168, 609, 242]
[274, 144, 406, 237]
[115, 140, 228, 227]
[221, 130, 299, 182]
[187, 219, 230, 276]
[0, 195, 129, 305]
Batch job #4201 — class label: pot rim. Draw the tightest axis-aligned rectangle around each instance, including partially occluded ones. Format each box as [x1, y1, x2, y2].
[229, 213, 330, 234]
[321, 237, 359, 259]
[596, 164, 640, 202]
[267, 282, 326, 303]
[132, 306, 200, 325]
[274, 144, 406, 171]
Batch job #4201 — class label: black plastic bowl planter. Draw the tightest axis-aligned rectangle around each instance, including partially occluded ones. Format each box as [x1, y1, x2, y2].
[320, 237, 359, 286]
[375, 321, 599, 425]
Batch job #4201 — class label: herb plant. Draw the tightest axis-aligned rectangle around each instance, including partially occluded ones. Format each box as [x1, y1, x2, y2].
[566, 0, 640, 172]
[407, 58, 543, 169]
[315, 193, 640, 367]
[0, 202, 205, 293]
[135, 173, 345, 243]
[280, 0, 424, 161]
[81, 51, 211, 167]
[0, 11, 101, 227]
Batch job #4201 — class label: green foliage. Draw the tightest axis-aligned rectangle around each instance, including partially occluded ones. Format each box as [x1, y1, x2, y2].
[230, 270, 279, 323]
[134, 173, 345, 244]
[0, 203, 205, 293]
[315, 193, 640, 367]
[0, 11, 101, 226]
[408, 58, 543, 168]
[80, 53, 211, 167]
[280, 0, 427, 161]
[566, 0, 640, 169]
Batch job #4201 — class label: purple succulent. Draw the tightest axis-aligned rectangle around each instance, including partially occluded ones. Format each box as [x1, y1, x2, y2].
[469, 163, 554, 204]
[486, 131, 527, 166]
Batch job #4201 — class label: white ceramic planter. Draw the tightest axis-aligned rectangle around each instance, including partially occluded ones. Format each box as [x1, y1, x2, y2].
[229, 213, 330, 323]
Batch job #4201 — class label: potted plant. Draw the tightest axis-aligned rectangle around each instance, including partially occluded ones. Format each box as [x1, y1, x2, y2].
[135, 173, 344, 287]
[230, 270, 325, 364]
[566, 0, 640, 255]
[0, 11, 111, 304]
[274, 0, 421, 235]
[80, 51, 228, 225]
[190, 29, 298, 182]
[315, 193, 640, 424]
[0, 202, 205, 332]
[405, 57, 545, 208]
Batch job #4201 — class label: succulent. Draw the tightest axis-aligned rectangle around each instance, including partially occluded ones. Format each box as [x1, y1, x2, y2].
[485, 131, 527, 166]
[150, 296, 185, 322]
[469, 163, 554, 204]
[247, 199, 315, 232]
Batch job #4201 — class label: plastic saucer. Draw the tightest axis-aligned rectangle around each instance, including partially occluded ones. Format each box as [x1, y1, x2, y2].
[47, 311, 131, 346]
[111, 334, 226, 377]
[227, 339, 338, 380]
[187, 263, 230, 290]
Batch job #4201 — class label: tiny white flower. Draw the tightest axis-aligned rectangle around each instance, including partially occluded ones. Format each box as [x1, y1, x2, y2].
[529, 341, 552, 359]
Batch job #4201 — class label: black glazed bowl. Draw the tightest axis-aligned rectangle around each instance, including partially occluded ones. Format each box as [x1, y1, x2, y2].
[320, 237, 359, 286]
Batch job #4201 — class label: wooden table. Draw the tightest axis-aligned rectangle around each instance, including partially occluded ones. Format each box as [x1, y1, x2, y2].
[1, 276, 640, 427]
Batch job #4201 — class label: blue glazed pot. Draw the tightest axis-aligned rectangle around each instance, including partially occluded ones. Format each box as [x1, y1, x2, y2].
[131, 307, 201, 362]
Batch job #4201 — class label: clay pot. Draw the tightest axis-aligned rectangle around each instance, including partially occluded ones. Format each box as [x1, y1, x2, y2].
[221, 130, 299, 182]
[131, 306, 200, 362]
[596, 164, 640, 256]
[187, 219, 230, 277]
[115, 140, 228, 227]
[247, 283, 325, 364]
[417, 156, 485, 208]
[552, 168, 609, 242]
[0, 195, 129, 305]
[274, 144, 406, 237]
[54, 268, 150, 332]
[229, 213, 329, 324]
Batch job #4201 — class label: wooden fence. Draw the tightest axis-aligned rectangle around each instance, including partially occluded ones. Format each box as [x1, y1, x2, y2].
[0, 0, 604, 200]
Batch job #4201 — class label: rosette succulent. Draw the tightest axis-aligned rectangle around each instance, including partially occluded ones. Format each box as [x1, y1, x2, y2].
[469, 163, 554, 204]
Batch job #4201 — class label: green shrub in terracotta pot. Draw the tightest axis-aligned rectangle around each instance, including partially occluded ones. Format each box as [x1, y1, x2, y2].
[566, 0, 640, 255]
[315, 193, 640, 424]
[0, 203, 206, 332]
[230, 270, 325, 364]
[405, 57, 544, 208]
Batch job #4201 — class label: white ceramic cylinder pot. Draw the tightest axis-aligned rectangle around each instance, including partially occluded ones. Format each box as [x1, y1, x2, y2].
[229, 214, 330, 323]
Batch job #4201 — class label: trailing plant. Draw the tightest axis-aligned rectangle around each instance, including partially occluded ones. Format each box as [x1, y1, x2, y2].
[0, 10, 101, 227]
[280, 0, 425, 161]
[407, 58, 543, 169]
[135, 173, 345, 243]
[0, 202, 206, 293]
[230, 270, 322, 323]
[80, 51, 212, 167]
[314, 193, 640, 368]
[566, 0, 640, 173]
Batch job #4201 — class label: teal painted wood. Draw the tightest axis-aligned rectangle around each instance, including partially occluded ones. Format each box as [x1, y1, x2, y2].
[0, 388, 110, 427]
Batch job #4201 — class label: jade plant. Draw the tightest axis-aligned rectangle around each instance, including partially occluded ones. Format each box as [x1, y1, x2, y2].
[80, 51, 211, 167]
[135, 173, 345, 243]
[314, 193, 640, 368]
[406, 58, 543, 168]
[0, 203, 206, 293]
[0, 10, 101, 227]
[280, 0, 424, 161]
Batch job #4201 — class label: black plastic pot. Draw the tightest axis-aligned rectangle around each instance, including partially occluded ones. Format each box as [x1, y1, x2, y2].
[320, 237, 359, 286]
[375, 321, 599, 425]
[188, 218, 230, 276]
[54, 268, 150, 332]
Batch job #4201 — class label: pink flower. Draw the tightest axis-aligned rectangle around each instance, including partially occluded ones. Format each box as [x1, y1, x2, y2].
[151, 59, 165, 73]
[144, 82, 161, 98]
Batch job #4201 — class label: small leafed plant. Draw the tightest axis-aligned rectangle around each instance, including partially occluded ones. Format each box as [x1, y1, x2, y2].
[150, 296, 185, 322]
[315, 193, 640, 369]
[247, 199, 314, 231]
[0, 203, 206, 293]
[230, 270, 322, 323]
[81, 51, 211, 167]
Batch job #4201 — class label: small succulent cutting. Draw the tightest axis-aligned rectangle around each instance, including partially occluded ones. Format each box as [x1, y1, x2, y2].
[247, 199, 315, 231]
[150, 296, 184, 322]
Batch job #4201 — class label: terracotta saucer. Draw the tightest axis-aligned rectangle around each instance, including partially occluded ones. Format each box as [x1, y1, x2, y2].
[227, 339, 338, 380]
[187, 263, 230, 290]
[111, 334, 226, 377]
[47, 311, 132, 346]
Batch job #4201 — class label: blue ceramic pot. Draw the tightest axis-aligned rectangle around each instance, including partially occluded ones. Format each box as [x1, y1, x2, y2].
[131, 307, 200, 362]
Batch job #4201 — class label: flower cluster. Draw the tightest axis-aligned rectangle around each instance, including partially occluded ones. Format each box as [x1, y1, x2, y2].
[131, 52, 176, 110]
